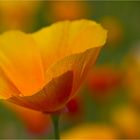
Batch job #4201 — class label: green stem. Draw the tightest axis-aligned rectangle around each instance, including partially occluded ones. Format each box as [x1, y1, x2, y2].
[51, 114, 60, 140]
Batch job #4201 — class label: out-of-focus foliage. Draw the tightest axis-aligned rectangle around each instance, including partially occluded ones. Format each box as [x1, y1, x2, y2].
[0, 1, 140, 139]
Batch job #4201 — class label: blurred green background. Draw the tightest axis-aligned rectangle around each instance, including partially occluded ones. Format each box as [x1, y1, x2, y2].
[0, 1, 140, 139]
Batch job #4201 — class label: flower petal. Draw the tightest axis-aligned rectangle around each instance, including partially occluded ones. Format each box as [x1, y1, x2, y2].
[0, 69, 20, 99]
[45, 47, 101, 99]
[8, 48, 99, 112]
[4, 19, 106, 112]
[8, 71, 73, 112]
[0, 31, 45, 96]
[32, 19, 107, 72]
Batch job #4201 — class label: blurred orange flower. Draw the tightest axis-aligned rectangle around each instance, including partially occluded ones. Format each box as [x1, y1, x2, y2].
[0, 19, 107, 113]
[49, 1, 88, 21]
[111, 105, 140, 138]
[87, 65, 123, 100]
[61, 123, 119, 139]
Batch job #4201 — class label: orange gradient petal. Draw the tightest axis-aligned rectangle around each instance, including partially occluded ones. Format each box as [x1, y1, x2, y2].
[45, 48, 101, 100]
[0, 70, 20, 99]
[32, 19, 107, 98]
[0, 19, 107, 112]
[32, 19, 107, 72]
[0, 31, 44, 97]
[8, 71, 73, 112]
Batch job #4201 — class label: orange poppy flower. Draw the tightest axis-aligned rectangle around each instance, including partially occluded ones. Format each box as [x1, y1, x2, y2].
[0, 19, 107, 113]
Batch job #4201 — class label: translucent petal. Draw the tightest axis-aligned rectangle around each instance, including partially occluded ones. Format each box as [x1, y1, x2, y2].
[32, 19, 107, 72]
[8, 71, 73, 112]
[0, 31, 45, 96]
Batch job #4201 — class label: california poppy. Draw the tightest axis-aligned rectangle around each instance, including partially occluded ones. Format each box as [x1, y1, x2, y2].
[0, 19, 107, 113]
